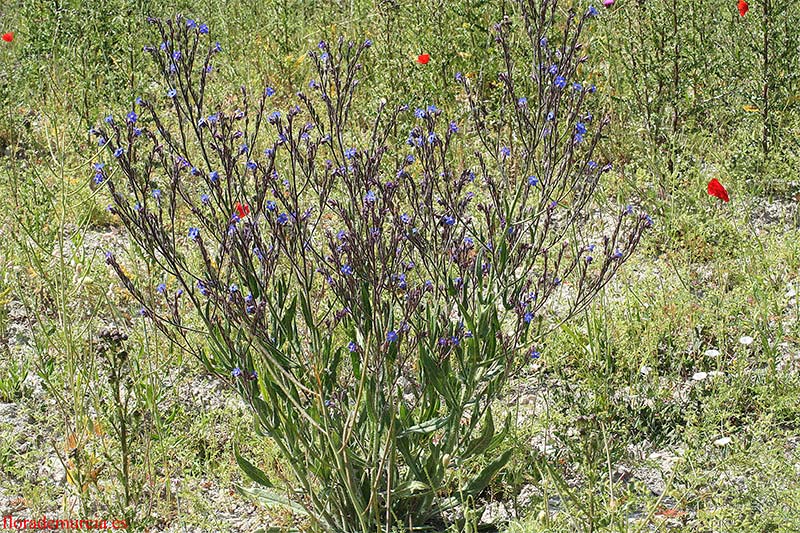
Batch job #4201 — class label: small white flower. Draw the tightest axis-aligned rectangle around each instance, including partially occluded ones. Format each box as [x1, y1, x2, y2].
[704, 349, 721, 357]
[707, 371, 724, 379]
[640, 365, 652, 376]
[739, 336, 754, 346]
[714, 436, 732, 447]
[692, 372, 708, 381]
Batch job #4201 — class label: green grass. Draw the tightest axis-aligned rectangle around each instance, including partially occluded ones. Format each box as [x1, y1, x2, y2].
[0, 0, 799, 531]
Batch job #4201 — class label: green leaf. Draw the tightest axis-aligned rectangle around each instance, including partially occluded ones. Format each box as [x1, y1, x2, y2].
[461, 449, 512, 496]
[391, 480, 430, 498]
[463, 410, 495, 459]
[235, 485, 308, 516]
[234, 444, 273, 488]
[399, 416, 449, 437]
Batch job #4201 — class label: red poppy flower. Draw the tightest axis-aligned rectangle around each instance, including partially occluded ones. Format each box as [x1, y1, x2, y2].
[417, 54, 430, 65]
[2, 32, 13, 42]
[234, 202, 250, 219]
[707, 179, 729, 202]
[737, 0, 749, 16]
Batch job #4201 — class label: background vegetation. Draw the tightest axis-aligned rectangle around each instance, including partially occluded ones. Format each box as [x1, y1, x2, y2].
[0, 0, 798, 531]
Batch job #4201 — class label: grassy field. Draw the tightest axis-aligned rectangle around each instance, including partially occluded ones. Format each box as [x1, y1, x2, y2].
[0, 0, 799, 531]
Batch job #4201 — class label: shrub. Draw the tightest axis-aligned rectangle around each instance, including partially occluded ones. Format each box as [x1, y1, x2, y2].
[96, 4, 649, 530]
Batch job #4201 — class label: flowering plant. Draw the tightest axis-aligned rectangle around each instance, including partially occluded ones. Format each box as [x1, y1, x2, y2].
[96, 4, 649, 530]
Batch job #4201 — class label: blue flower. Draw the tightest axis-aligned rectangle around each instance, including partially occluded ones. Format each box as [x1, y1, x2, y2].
[188, 227, 200, 240]
[152, 189, 162, 200]
[612, 249, 623, 259]
[554, 76, 567, 89]
[588, 84, 597, 93]
[364, 190, 377, 203]
[517, 97, 528, 107]
[528, 175, 539, 187]
[268, 111, 280, 124]
[104, 115, 114, 125]
[548, 64, 558, 75]
[585, 255, 593, 263]
[201, 194, 210, 205]
[198, 23, 209, 34]
[576, 122, 587, 135]
[530, 349, 541, 360]
[167, 89, 177, 98]
[126, 111, 138, 124]
[386, 330, 399, 343]
[209, 171, 219, 183]
[156, 283, 166, 294]
[133, 127, 142, 137]
[524, 311, 534, 323]
[213, 42, 222, 53]
[427, 132, 437, 144]
[231, 367, 242, 378]
[94, 173, 104, 184]
[341, 264, 353, 276]
[265, 87, 275, 97]
[400, 213, 411, 224]
[345, 147, 357, 159]
[573, 82, 583, 92]
[113, 147, 124, 158]
[186, 19, 197, 28]
[246, 160, 257, 170]
[172, 50, 182, 61]
[264, 200, 276, 211]
[587, 5, 599, 17]
[500, 146, 511, 158]
[574, 133, 584, 144]
[414, 108, 425, 119]
[197, 280, 210, 296]
[229, 284, 239, 293]
[448, 121, 459, 134]
[347, 341, 358, 352]
[441, 215, 455, 226]
[364, 38, 373, 47]
[427, 104, 440, 115]
[277, 213, 289, 225]
[539, 37, 548, 48]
